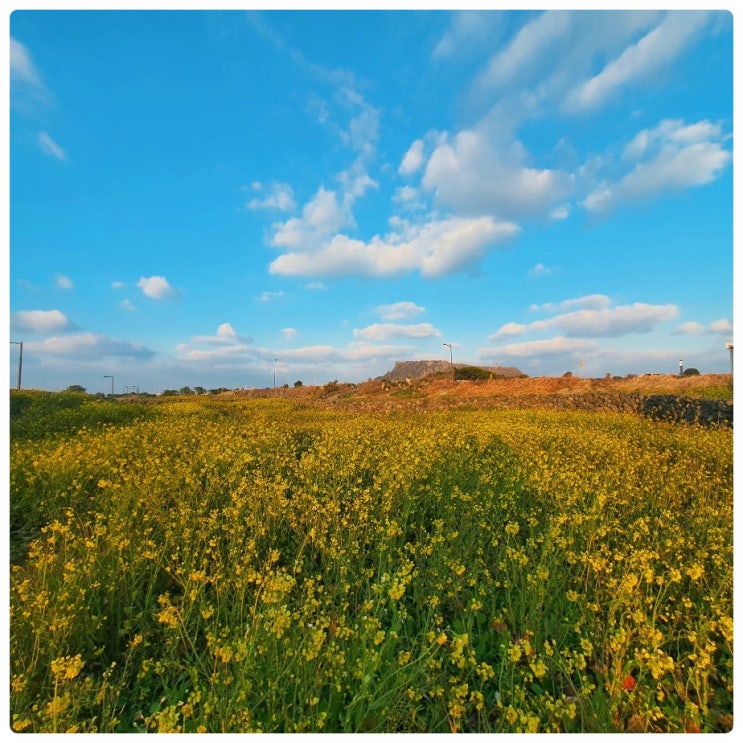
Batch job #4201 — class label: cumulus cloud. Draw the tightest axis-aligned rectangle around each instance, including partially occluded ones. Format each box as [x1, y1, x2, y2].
[270, 215, 518, 279]
[271, 187, 353, 251]
[482, 335, 594, 358]
[11, 309, 70, 334]
[247, 181, 297, 211]
[490, 298, 678, 340]
[373, 301, 426, 321]
[191, 323, 253, 346]
[38, 131, 66, 161]
[399, 139, 425, 176]
[583, 119, 731, 213]
[353, 323, 440, 342]
[531, 295, 613, 313]
[422, 127, 574, 220]
[55, 274, 73, 289]
[709, 318, 732, 334]
[137, 275, 178, 300]
[432, 10, 502, 60]
[120, 299, 136, 311]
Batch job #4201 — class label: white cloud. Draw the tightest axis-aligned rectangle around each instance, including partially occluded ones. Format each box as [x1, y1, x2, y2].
[247, 181, 297, 211]
[432, 10, 502, 60]
[528, 263, 553, 278]
[258, 290, 285, 302]
[490, 300, 677, 340]
[281, 328, 299, 340]
[271, 187, 353, 251]
[549, 205, 570, 220]
[137, 275, 177, 300]
[533, 295, 613, 313]
[565, 11, 712, 113]
[112, 281, 125, 289]
[55, 273, 73, 289]
[373, 301, 425, 321]
[269, 215, 518, 279]
[353, 323, 440, 342]
[709, 319, 732, 334]
[191, 323, 252, 345]
[38, 131, 66, 161]
[304, 282, 327, 291]
[26, 332, 154, 360]
[422, 127, 574, 220]
[482, 335, 594, 359]
[10, 37, 48, 108]
[120, 299, 136, 312]
[399, 139, 425, 176]
[11, 309, 70, 334]
[672, 321, 704, 336]
[583, 119, 730, 213]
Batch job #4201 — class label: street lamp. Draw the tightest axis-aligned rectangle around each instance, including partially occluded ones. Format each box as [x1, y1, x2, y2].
[103, 375, 114, 397]
[679, 359, 684, 376]
[274, 358, 279, 389]
[443, 343, 453, 381]
[725, 343, 733, 375]
[10, 340, 23, 390]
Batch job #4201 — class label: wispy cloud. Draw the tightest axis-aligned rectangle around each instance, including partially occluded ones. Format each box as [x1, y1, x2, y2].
[247, 181, 297, 212]
[528, 263, 553, 278]
[373, 301, 426, 321]
[10, 37, 48, 107]
[583, 119, 730, 213]
[281, 327, 298, 340]
[11, 309, 71, 334]
[137, 275, 178, 300]
[119, 299, 136, 312]
[258, 290, 285, 303]
[55, 273, 73, 289]
[38, 131, 66, 161]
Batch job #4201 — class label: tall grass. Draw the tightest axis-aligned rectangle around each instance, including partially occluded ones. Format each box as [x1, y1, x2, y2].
[9, 396, 733, 732]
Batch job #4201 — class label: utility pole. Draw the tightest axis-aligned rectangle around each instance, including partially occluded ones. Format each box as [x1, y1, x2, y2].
[443, 343, 453, 381]
[103, 375, 114, 397]
[726, 343, 733, 375]
[274, 358, 278, 389]
[10, 341, 23, 390]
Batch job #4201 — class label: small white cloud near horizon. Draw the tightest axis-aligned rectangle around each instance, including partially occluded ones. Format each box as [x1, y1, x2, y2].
[38, 131, 66, 161]
[137, 275, 178, 300]
[490, 296, 678, 340]
[709, 318, 732, 334]
[353, 322, 441, 342]
[281, 327, 299, 341]
[55, 274, 73, 289]
[11, 308, 70, 334]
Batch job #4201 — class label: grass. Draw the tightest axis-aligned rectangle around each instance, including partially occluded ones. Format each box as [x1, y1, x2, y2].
[9, 393, 733, 733]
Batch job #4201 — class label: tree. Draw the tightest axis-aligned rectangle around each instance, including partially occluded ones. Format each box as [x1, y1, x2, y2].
[66, 385, 86, 393]
[179, 386, 193, 395]
[294, 380, 303, 387]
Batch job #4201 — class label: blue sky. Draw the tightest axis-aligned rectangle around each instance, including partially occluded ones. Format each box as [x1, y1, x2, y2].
[6, 7, 735, 393]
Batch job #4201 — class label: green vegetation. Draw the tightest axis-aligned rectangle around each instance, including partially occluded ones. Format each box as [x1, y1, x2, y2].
[9, 395, 733, 733]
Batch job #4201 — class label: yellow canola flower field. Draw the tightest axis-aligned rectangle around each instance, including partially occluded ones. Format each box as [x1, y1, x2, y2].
[9, 396, 733, 733]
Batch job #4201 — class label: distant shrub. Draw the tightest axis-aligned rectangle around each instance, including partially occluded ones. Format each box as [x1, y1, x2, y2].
[683, 368, 700, 376]
[454, 366, 492, 381]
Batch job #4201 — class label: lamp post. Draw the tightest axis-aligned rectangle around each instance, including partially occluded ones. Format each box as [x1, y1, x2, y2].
[274, 358, 279, 389]
[679, 359, 683, 376]
[443, 343, 453, 381]
[10, 340, 23, 390]
[103, 375, 114, 397]
[726, 343, 733, 375]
